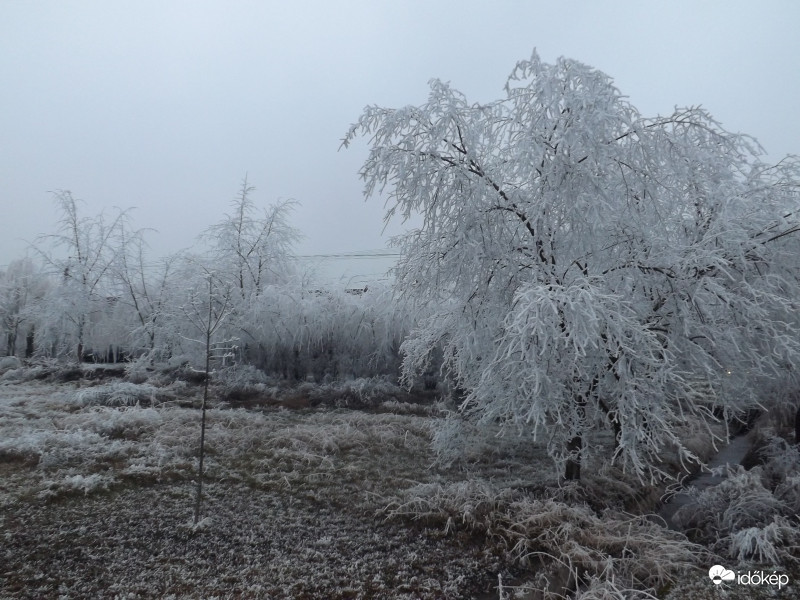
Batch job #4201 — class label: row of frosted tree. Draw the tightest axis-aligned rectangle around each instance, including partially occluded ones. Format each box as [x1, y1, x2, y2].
[0, 181, 410, 383]
[3, 52, 800, 481]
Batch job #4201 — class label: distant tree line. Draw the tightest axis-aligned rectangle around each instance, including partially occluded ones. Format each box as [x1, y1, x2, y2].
[0, 181, 415, 384]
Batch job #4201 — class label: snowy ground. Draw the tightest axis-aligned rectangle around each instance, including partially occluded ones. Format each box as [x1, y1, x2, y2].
[2, 372, 797, 599]
[0, 376, 517, 599]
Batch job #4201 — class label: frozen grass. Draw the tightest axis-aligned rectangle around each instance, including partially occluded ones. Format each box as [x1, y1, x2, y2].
[0, 378, 498, 598]
[382, 479, 702, 598]
[70, 381, 163, 407]
[2, 374, 798, 598]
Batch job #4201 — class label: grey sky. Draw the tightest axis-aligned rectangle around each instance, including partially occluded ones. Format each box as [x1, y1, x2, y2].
[2, 1, 798, 277]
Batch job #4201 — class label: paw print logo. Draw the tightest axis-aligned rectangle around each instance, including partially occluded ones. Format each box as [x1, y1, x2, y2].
[709, 565, 735, 585]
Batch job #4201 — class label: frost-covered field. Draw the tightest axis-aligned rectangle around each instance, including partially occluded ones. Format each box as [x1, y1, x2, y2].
[2, 371, 798, 599]
[0, 375, 517, 599]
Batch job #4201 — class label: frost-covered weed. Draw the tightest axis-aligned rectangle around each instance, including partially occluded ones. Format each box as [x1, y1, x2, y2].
[72, 382, 160, 407]
[774, 475, 800, 513]
[216, 363, 271, 390]
[674, 432, 800, 566]
[287, 376, 411, 408]
[0, 356, 22, 372]
[0, 429, 129, 469]
[674, 466, 780, 538]
[0, 366, 31, 382]
[758, 434, 800, 487]
[37, 472, 114, 500]
[728, 516, 797, 564]
[377, 399, 440, 416]
[76, 406, 163, 439]
[571, 578, 660, 600]
[384, 478, 700, 596]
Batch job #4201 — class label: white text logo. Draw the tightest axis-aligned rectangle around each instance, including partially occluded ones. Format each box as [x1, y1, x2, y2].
[709, 565, 788, 590]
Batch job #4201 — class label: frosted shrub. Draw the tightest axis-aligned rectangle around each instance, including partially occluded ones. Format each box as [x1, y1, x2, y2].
[430, 413, 496, 467]
[430, 412, 546, 472]
[573, 578, 659, 600]
[758, 434, 800, 487]
[0, 367, 26, 382]
[774, 475, 800, 513]
[674, 466, 781, 538]
[72, 382, 159, 407]
[123, 354, 155, 384]
[37, 430, 129, 470]
[728, 516, 797, 564]
[0, 355, 22, 372]
[332, 377, 405, 407]
[283, 377, 410, 409]
[216, 363, 271, 391]
[384, 479, 515, 529]
[673, 433, 800, 566]
[81, 407, 163, 440]
[384, 480, 699, 594]
[37, 472, 114, 500]
[0, 429, 123, 468]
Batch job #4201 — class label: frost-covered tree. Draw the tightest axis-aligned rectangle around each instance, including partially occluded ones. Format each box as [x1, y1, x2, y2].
[241, 281, 411, 380]
[177, 264, 236, 524]
[0, 258, 48, 357]
[206, 177, 300, 299]
[344, 52, 800, 481]
[34, 192, 129, 362]
[114, 222, 176, 358]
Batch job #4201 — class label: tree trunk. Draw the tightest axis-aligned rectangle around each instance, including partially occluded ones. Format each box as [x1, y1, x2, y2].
[76, 315, 85, 363]
[6, 332, 16, 357]
[794, 404, 800, 446]
[25, 326, 35, 358]
[564, 433, 583, 481]
[564, 390, 589, 481]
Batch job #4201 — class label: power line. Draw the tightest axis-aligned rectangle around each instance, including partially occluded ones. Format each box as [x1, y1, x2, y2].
[292, 250, 401, 259]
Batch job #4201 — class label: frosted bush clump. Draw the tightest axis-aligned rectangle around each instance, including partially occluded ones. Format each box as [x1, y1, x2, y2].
[759, 434, 800, 487]
[336, 377, 403, 405]
[37, 472, 114, 500]
[80, 406, 163, 440]
[0, 428, 129, 469]
[430, 412, 543, 471]
[0, 356, 22, 372]
[384, 479, 699, 596]
[72, 382, 159, 407]
[38, 430, 129, 469]
[774, 475, 800, 513]
[0, 367, 26, 382]
[674, 466, 780, 537]
[674, 433, 800, 566]
[216, 364, 271, 390]
[728, 516, 797, 564]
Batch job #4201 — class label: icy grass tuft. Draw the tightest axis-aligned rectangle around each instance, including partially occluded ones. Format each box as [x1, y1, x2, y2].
[728, 516, 797, 564]
[37, 472, 114, 500]
[71, 382, 160, 407]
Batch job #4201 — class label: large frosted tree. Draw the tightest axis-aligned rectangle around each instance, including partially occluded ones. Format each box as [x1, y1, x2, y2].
[344, 52, 800, 481]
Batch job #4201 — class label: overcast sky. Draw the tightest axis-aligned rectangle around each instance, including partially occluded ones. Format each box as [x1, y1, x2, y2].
[2, 1, 799, 279]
